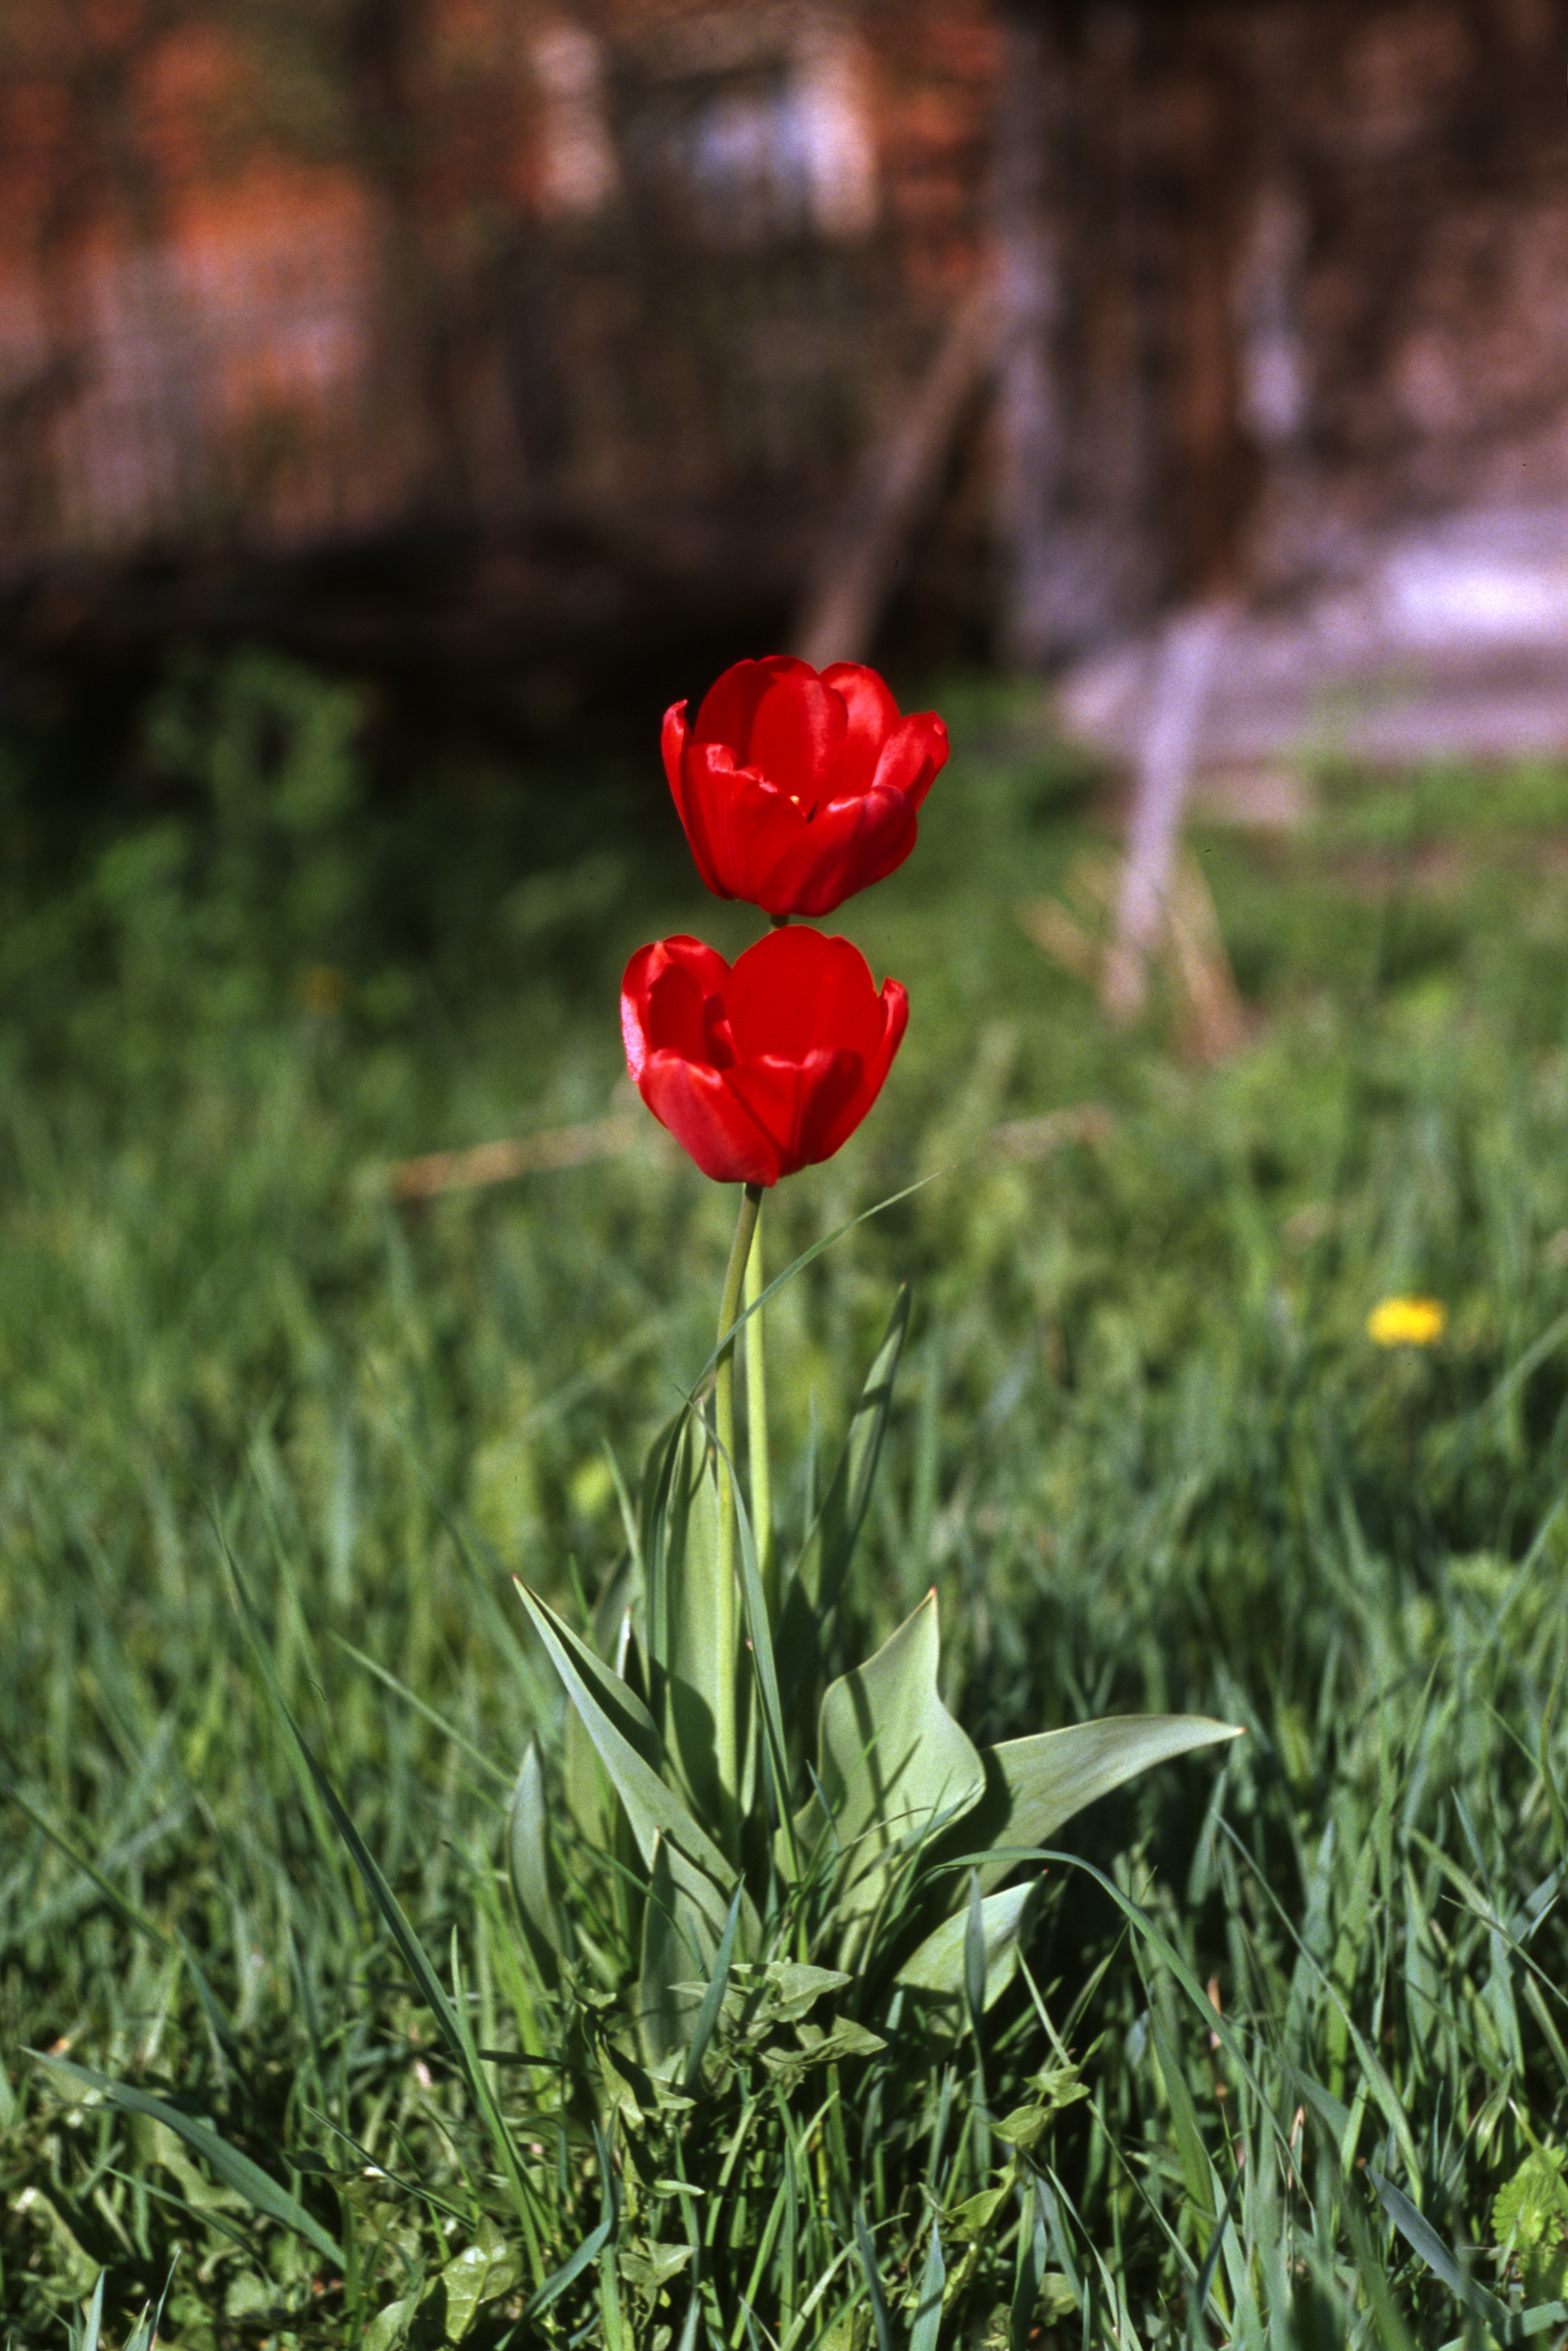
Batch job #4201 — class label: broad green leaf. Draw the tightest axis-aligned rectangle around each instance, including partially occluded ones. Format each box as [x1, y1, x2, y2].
[508, 1739, 567, 1987]
[661, 1409, 727, 1824]
[518, 1582, 706, 1863]
[946, 2185, 1008, 2242]
[894, 1880, 1040, 2005]
[563, 1561, 637, 1847]
[515, 1581, 758, 1957]
[795, 2017, 887, 2061]
[14, 2183, 98, 2298]
[954, 1715, 1243, 1893]
[991, 2067, 1090, 2150]
[639, 1837, 704, 2066]
[1494, 2149, 1568, 2300]
[618, 2242, 694, 2293]
[637, 1841, 744, 2072]
[31, 2054, 342, 2267]
[763, 2018, 887, 2081]
[146, 2122, 247, 2215]
[637, 1406, 690, 1680]
[788, 1592, 985, 1928]
[361, 2293, 416, 2351]
[757, 1961, 854, 2024]
[815, 2314, 875, 2351]
[796, 1285, 909, 1612]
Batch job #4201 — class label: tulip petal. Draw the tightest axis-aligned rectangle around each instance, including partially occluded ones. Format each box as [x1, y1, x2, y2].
[870, 712, 950, 811]
[662, 709, 735, 901]
[693, 658, 812, 762]
[621, 936, 734, 1079]
[621, 926, 907, 1186]
[661, 699, 690, 794]
[691, 657, 776, 751]
[722, 929, 885, 1065]
[763, 787, 918, 919]
[808, 978, 907, 1163]
[746, 671, 848, 808]
[667, 657, 947, 916]
[677, 750, 814, 911]
[724, 1047, 866, 1181]
[639, 1053, 782, 1187]
[820, 662, 900, 797]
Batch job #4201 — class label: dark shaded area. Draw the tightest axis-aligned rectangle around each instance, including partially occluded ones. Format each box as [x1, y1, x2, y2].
[0, 513, 808, 809]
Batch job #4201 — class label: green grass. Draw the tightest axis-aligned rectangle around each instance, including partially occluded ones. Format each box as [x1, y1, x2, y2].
[2, 649, 1567, 2343]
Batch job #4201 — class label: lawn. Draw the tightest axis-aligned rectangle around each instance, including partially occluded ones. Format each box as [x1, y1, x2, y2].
[2, 648, 1566, 2346]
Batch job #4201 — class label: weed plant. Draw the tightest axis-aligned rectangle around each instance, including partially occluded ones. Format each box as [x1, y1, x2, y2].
[2, 654, 1566, 2343]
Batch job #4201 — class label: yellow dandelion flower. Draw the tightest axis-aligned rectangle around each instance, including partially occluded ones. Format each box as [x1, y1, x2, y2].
[1366, 1296, 1446, 1347]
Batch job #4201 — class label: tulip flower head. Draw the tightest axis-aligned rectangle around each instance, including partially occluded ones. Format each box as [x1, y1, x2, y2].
[662, 656, 949, 919]
[621, 926, 908, 1186]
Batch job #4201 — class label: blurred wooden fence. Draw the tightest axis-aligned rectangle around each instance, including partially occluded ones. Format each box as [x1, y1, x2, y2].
[2, 0, 1566, 667]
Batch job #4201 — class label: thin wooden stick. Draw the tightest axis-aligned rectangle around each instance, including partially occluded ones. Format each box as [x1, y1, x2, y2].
[386, 1113, 642, 1201]
[792, 274, 1006, 669]
[1102, 597, 1233, 1020]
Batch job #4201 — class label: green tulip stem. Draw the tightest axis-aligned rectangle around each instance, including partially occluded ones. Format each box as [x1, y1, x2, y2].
[743, 1200, 776, 1623]
[714, 1179, 763, 1808]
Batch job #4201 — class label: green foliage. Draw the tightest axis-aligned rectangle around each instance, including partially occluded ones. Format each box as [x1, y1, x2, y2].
[3, 655, 1568, 2341]
[502, 1299, 1233, 2335]
[1494, 2148, 1568, 2301]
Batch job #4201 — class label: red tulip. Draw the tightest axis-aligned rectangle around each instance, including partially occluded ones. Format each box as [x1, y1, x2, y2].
[662, 657, 949, 918]
[621, 927, 908, 1186]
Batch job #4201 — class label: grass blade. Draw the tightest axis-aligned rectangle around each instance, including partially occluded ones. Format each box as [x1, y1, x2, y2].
[31, 2053, 342, 2267]
[909, 2217, 946, 2351]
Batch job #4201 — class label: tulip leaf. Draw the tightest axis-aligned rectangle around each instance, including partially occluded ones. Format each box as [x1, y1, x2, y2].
[561, 1560, 635, 1849]
[776, 1288, 909, 1738]
[662, 1408, 727, 1825]
[514, 1581, 758, 1957]
[639, 1836, 712, 2067]
[895, 1879, 1040, 2006]
[507, 1738, 567, 1987]
[792, 1286, 909, 1618]
[727, 1412, 793, 1863]
[636, 1407, 688, 1682]
[952, 1715, 1245, 1894]
[517, 1583, 713, 1871]
[787, 1591, 986, 1929]
[559, 1588, 645, 1964]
